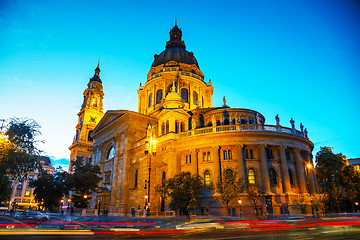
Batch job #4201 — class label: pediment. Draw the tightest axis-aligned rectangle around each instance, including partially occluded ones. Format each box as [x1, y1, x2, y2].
[92, 110, 128, 135]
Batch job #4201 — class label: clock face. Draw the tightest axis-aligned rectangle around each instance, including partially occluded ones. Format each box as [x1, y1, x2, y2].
[90, 116, 97, 123]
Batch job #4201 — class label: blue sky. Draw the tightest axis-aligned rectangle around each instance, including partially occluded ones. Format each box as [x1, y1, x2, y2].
[1, 0, 359, 169]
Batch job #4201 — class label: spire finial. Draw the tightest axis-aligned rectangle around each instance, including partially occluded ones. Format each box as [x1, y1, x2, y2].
[175, 17, 177, 26]
[97, 59, 100, 68]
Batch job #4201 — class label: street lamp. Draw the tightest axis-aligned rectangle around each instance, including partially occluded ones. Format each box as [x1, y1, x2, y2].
[67, 199, 71, 214]
[144, 129, 157, 217]
[238, 199, 242, 220]
[306, 164, 312, 169]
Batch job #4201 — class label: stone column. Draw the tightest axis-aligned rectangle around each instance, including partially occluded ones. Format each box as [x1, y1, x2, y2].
[293, 148, 307, 193]
[237, 145, 245, 180]
[260, 145, 271, 194]
[212, 147, 221, 183]
[279, 146, 291, 193]
[191, 150, 198, 175]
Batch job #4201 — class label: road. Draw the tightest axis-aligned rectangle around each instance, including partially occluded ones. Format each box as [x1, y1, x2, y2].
[0, 214, 359, 239]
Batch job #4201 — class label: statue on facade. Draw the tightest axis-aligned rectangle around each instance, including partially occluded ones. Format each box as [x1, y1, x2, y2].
[192, 118, 196, 130]
[304, 128, 308, 137]
[300, 123, 304, 132]
[275, 114, 280, 126]
[223, 96, 226, 107]
[256, 113, 261, 125]
[290, 118, 295, 129]
[212, 114, 216, 126]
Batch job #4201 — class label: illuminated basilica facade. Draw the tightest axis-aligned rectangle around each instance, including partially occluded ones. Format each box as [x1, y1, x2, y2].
[70, 23, 317, 217]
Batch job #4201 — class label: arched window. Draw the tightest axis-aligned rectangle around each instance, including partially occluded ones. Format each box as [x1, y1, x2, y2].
[134, 169, 138, 188]
[161, 122, 165, 135]
[87, 130, 93, 142]
[228, 150, 232, 160]
[249, 118, 254, 124]
[180, 122, 185, 132]
[204, 170, 211, 187]
[166, 120, 169, 134]
[148, 93, 153, 107]
[232, 118, 236, 124]
[216, 120, 220, 126]
[193, 91, 198, 104]
[248, 168, 256, 184]
[175, 120, 179, 133]
[223, 150, 228, 160]
[107, 146, 115, 159]
[156, 89, 163, 104]
[288, 169, 294, 186]
[250, 149, 254, 159]
[269, 168, 277, 186]
[224, 119, 229, 125]
[162, 171, 166, 187]
[241, 119, 246, 124]
[181, 88, 188, 103]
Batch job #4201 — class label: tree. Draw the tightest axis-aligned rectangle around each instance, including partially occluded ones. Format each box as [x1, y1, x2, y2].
[245, 183, 264, 219]
[215, 169, 245, 211]
[0, 118, 42, 202]
[156, 172, 202, 215]
[67, 157, 101, 208]
[29, 168, 69, 211]
[341, 165, 360, 213]
[292, 193, 327, 216]
[316, 147, 348, 213]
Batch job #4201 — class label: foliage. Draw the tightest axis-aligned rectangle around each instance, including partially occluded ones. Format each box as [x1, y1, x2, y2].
[0, 173, 12, 201]
[0, 118, 42, 202]
[245, 183, 264, 219]
[0, 118, 42, 177]
[292, 193, 327, 216]
[67, 157, 101, 208]
[29, 167, 69, 211]
[215, 169, 245, 209]
[155, 172, 202, 215]
[315, 146, 360, 213]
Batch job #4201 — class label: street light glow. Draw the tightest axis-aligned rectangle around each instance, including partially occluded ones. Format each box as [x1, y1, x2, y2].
[306, 164, 312, 169]
[83, 195, 88, 199]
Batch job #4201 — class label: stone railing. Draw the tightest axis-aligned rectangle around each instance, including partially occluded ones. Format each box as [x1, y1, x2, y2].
[178, 124, 307, 139]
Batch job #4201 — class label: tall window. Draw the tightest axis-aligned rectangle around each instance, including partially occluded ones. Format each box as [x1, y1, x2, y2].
[180, 122, 185, 132]
[162, 171, 166, 187]
[223, 150, 228, 160]
[175, 120, 179, 133]
[134, 169, 138, 188]
[166, 120, 169, 134]
[288, 169, 294, 186]
[181, 88, 188, 103]
[203, 152, 207, 162]
[156, 89, 163, 104]
[248, 168, 256, 184]
[266, 147, 273, 160]
[88, 130, 93, 142]
[228, 150, 232, 160]
[204, 170, 211, 187]
[148, 93, 152, 107]
[285, 150, 291, 161]
[107, 146, 115, 159]
[250, 149, 254, 159]
[269, 168, 277, 186]
[207, 152, 211, 161]
[161, 122, 165, 135]
[193, 91, 198, 104]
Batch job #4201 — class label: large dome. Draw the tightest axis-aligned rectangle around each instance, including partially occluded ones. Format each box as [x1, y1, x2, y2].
[151, 47, 200, 68]
[151, 23, 200, 69]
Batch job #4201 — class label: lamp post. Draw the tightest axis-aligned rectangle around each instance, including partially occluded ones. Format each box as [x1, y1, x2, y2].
[144, 130, 157, 217]
[355, 202, 359, 213]
[238, 199, 242, 220]
[67, 199, 71, 214]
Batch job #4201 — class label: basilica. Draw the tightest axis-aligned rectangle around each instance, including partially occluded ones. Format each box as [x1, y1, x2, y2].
[69, 22, 317, 217]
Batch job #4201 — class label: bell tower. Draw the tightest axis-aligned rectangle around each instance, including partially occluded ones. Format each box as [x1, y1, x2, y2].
[68, 63, 104, 172]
